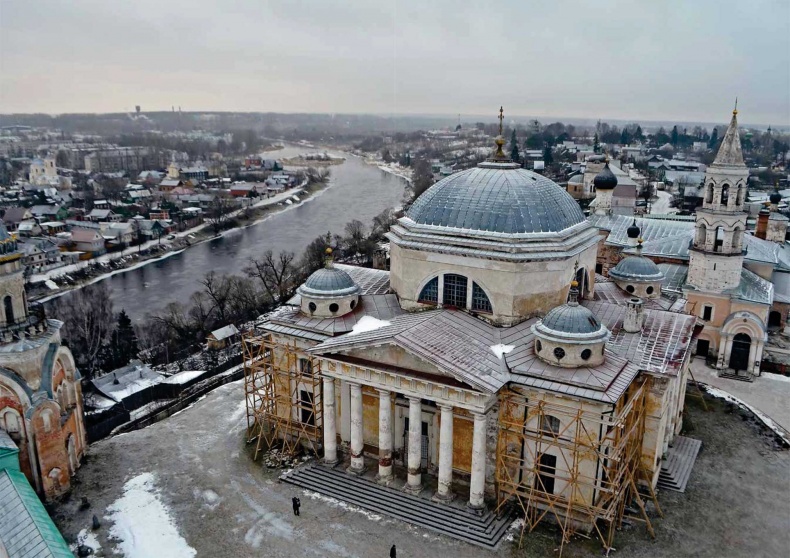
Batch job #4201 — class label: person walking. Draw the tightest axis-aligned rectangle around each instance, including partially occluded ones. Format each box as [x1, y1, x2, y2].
[390, 544, 396, 558]
[292, 496, 301, 516]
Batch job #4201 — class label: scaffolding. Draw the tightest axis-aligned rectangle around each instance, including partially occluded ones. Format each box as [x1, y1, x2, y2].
[243, 331, 323, 461]
[495, 376, 661, 556]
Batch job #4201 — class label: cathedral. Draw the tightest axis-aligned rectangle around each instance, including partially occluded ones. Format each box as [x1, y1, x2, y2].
[0, 222, 86, 500]
[245, 110, 697, 551]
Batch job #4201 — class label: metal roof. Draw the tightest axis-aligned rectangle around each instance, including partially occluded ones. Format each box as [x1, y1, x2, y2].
[733, 268, 773, 305]
[583, 300, 696, 377]
[298, 266, 359, 298]
[658, 264, 689, 295]
[269, 294, 405, 337]
[407, 165, 585, 235]
[335, 264, 390, 295]
[0, 469, 72, 558]
[609, 254, 664, 282]
[538, 303, 602, 334]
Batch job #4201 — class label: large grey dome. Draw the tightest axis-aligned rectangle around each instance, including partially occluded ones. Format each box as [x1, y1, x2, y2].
[538, 304, 603, 335]
[298, 267, 360, 298]
[407, 162, 586, 235]
[609, 256, 664, 282]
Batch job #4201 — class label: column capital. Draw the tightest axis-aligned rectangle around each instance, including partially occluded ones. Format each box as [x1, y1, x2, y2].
[375, 388, 392, 396]
[472, 411, 487, 422]
[437, 403, 454, 412]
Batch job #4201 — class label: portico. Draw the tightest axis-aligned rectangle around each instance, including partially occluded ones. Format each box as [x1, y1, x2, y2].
[716, 311, 767, 378]
[316, 354, 494, 509]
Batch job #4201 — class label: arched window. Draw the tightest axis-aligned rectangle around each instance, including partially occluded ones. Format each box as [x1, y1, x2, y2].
[540, 415, 560, 435]
[471, 282, 492, 313]
[733, 228, 743, 251]
[705, 183, 714, 204]
[695, 223, 707, 247]
[735, 185, 744, 205]
[720, 184, 729, 206]
[3, 295, 13, 325]
[2, 410, 21, 435]
[442, 274, 468, 308]
[418, 277, 438, 304]
[714, 226, 723, 252]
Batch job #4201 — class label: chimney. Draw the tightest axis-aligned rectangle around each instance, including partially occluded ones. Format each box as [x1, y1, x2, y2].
[756, 204, 769, 239]
[624, 297, 645, 333]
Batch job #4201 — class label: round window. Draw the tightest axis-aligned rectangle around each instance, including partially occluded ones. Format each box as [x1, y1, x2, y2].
[646, 286, 654, 294]
[329, 303, 339, 313]
[536, 340, 542, 352]
[308, 302, 316, 313]
[581, 348, 592, 361]
[350, 299, 357, 309]
[626, 285, 635, 293]
[553, 347, 566, 360]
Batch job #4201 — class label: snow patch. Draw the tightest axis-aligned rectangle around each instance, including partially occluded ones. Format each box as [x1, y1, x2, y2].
[106, 472, 196, 558]
[703, 384, 789, 444]
[347, 316, 391, 336]
[764, 372, 790, 384]
[162, 370, 206, 385]
[44, 279, 59, 290]
[490, 344, 515, 359]
[302, 490, 382, 521]
[69, 528, 102, 554]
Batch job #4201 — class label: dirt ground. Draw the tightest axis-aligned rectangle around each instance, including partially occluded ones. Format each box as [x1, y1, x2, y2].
[51, 381, 790, 558]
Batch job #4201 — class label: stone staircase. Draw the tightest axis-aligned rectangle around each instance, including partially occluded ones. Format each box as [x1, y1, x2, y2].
[718, 369, 754, 382]
[281, 463, 512, 550]
[658, 436, 702, 493]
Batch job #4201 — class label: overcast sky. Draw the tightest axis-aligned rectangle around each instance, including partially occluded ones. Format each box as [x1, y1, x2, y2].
[1, 0, 788, 125]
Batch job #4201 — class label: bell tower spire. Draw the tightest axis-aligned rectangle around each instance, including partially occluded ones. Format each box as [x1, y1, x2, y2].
[687, 107, 749, 293]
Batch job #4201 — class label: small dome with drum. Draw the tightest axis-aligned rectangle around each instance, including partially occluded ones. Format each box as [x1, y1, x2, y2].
[298, 248, 360, 317]
[531, 278, 610, 368]
[608, 240, 664, 299]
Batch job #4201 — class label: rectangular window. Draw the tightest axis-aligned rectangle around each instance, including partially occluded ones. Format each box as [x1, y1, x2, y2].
[702, 306, 712, 321]
[299, 390, 315, 426]
[535, 453, 557, 494]
[299, 358, 312, 375]
[595, 263, 603, 274]
[442, 274, 468, 308]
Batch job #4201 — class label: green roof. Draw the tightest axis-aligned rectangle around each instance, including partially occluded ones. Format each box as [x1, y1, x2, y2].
[0, 469, 72, 558]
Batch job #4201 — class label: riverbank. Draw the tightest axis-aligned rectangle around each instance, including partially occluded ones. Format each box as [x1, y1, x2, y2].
[29, 178, 332, 303]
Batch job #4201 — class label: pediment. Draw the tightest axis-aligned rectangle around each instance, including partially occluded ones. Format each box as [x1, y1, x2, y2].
[337, 344, 476, 390]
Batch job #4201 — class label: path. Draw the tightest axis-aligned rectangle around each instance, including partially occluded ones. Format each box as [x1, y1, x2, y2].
[691, 357, 790, 432]
[650, 190, 678, 214]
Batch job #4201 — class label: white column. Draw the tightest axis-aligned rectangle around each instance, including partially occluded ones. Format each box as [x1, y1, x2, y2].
[754, 340, 764, 377]
[322, 377, 338, 465]
[468, 412, 487, 509]
[405, 396, 423, 494]
[434, 404, 454, 501]
[347, 382, 366, 474]
[377, 389, 393, 483]
[716, 335, 728, 370]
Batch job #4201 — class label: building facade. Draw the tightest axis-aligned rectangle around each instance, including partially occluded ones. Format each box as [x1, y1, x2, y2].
[0, 223, 86, 500]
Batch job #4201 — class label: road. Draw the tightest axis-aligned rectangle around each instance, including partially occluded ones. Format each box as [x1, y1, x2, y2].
[650, 189, 678, 214]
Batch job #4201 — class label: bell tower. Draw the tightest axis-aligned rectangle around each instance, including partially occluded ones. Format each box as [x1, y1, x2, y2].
[687, 105, 749, 292]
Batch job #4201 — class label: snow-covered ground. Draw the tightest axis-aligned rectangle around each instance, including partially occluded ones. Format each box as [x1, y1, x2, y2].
[691, 358, 790, 436]
[106, 473, 196, 558]
[650, 190, 678, 214]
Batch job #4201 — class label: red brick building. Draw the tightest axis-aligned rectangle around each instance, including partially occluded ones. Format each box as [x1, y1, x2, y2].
[0, 222, 86, 500]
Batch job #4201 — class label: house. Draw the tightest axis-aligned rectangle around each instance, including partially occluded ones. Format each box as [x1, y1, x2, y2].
[19, 237, 63, 272]
[29, 204, 67, 222]
[230, 184, 255, 197]
[207, 324, 240, 349]
[101, 222, 134, 247]
[70, 228, 106, 257]
[159, 178, 186, 192]
[16, 220, 42, 237]
[39, 221, 67, 235]
[1, 207, 33, 230]
[87, 208, 119, 222]
[91, 360, 163, 411]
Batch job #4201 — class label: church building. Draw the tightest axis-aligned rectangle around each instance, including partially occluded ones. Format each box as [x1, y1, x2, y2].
[591, 107, 785, 380]
[245, 110, 697, 552]
[0, 222, 86, 500]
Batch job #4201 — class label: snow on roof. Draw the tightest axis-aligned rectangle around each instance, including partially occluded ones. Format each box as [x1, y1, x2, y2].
[210, 324, 239, 341]
[92, 360, 163, 402]
[162, 370, 206, 385]
[347, 316, 391, 336]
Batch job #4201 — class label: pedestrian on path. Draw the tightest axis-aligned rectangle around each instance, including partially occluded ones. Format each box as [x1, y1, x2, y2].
[292, 496, 301, 516]
[390, 544, 396, 558]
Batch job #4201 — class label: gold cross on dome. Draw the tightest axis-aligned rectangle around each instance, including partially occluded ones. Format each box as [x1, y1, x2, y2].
[498, 106, 504, 136]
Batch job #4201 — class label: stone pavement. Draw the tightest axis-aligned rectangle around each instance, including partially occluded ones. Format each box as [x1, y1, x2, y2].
[691, 357, 790, 432]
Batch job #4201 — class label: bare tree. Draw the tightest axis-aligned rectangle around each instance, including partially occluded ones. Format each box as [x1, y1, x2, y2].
[199, 271, 234, 325]
[245, 250, 297, 304]
[410, 158, 434, 201]
[206, 192, 234, 234]
[342, 219, 374, 264]
[51, 282, 115, 379]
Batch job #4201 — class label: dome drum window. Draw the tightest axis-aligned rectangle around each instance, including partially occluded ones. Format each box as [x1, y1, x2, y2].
[417, 274, 493, 314]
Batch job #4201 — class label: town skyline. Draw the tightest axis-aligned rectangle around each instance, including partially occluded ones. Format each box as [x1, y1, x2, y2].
[1, 0, 788, 124]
